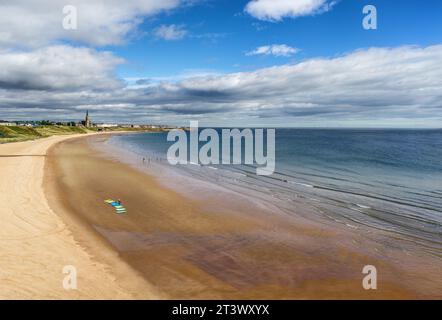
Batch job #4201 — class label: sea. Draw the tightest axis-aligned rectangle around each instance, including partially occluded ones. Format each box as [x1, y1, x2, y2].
[106, 128, 442, 257]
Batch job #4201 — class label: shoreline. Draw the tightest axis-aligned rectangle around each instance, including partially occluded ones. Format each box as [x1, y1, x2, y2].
[42, 134, 442, 299]
[1, 133, 439, 299]
[0, 133, 158, 299]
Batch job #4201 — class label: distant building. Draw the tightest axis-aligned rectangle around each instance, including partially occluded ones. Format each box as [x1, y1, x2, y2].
[0, 121, 17, 126]
[96, 123, 118, 128]
[81, 110, 92, 127]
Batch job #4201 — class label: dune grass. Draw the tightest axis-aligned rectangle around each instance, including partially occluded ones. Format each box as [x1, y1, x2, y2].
[0, 125, 92, 143]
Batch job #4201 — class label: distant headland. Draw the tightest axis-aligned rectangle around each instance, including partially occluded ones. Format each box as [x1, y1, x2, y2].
[0, 111, 179, 144]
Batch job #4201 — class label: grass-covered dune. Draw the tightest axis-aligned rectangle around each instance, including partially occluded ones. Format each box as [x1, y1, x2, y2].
[0, 124, 173, 144]
[0, 125, 92, 143]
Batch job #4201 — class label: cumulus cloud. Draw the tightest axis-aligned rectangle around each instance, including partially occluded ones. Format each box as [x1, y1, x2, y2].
[0, 46, 124, 91]
[0, 0, 184, 48]
[245, 0, 336, 21]
[1, 45, 442, 127]
[247, 44, 299, 57]
[153, 25, 188, 40]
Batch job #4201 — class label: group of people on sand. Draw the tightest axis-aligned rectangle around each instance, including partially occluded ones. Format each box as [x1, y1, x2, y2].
[142, 156, 164, 164]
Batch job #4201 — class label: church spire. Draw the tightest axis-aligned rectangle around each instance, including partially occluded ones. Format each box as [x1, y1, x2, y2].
[84, 110, 91, 127]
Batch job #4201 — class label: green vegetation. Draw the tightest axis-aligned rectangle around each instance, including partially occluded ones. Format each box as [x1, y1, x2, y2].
[0, 124, 172, 144]
[0, 125, 92, 143]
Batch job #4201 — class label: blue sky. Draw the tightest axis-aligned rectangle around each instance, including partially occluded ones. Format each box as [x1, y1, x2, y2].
[113, 0, 442, 80]
[0, 0, 442, 127]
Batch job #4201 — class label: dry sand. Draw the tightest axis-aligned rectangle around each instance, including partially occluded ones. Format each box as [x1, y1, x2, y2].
[0, 134, 159, 299]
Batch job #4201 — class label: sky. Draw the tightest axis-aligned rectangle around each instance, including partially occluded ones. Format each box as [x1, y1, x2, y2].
[0, 0, 442, 127]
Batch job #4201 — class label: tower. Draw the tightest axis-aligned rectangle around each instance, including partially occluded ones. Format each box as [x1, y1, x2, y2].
[84, 110, 91, 127]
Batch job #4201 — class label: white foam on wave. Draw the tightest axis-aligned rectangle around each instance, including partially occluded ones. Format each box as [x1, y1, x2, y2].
[288, 181, 314, 188]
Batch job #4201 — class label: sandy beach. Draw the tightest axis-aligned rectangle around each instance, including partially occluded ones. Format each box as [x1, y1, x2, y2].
[0, 134, 159, 299]
[43, 134, 442, 299]
[1, 0, 442, 305]
[1, 133, 441, 299]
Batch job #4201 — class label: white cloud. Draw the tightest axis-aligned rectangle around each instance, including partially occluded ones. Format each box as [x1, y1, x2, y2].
[0, 0, 184, 48]
[247, 44, 299, 57]
[0, 46, 124, 91]
[245, 0, 335, 21]
[153, 24, 188, 41]
[1, 45, 442, 127]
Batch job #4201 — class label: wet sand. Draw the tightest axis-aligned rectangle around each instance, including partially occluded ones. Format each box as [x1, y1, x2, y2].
[43, 134, 442, 299]
[0, 134, 158, 299]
